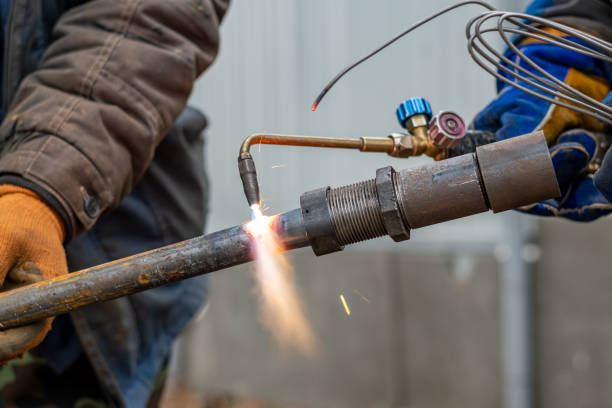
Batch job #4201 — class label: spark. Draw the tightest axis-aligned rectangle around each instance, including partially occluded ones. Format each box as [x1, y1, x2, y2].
[353, 289, 370, 303]
[271, 164, 287, 169]
[245, 204, 317, 355]
[340, 294, 351, 316]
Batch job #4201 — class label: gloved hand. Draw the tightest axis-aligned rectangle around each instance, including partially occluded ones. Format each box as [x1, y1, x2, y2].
[593, 93, 612, 204]
[520, 128, 611, 221]
[0, 185, 67, 364]
[471, 28, 612, 221]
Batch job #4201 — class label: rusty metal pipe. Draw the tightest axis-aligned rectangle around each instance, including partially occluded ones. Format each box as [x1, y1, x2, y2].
[0, 131, 559, 329]
[0, 209, 309, 330]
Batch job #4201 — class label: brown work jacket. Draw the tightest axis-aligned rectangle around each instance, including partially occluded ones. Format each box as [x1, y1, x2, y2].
[0, 0, 229, 241]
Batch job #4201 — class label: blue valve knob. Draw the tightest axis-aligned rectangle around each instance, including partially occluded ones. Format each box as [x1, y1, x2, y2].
[396, 98, 433, 128]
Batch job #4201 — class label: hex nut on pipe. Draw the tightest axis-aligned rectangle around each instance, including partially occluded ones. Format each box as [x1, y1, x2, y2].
[375, 166, 410, 241]
[300, 187, 343, 256]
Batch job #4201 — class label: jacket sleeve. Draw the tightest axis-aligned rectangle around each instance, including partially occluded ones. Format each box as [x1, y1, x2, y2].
[0, 0, 229, 240]
[526, 0, 612, 42]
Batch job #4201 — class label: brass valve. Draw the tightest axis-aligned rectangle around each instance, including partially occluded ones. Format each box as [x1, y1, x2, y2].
[393, 98, 466, 160]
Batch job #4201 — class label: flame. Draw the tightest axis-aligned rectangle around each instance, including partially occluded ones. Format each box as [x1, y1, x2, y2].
[245, 205, 273, 236]
[245, 204, 317, 355]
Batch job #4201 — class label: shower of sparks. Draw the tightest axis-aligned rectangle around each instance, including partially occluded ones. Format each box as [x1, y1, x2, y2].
[353, 289, 370, 303]
[340, 294, 351, 316]
[245, 204, 317, 356]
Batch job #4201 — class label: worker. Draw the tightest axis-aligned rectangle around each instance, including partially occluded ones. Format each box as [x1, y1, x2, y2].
[0, 0, 609, 407]
[0, 1, 229, 407]
[453, 0, 612, 221]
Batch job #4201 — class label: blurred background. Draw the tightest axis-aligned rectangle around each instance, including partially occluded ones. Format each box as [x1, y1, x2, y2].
[162, 1, 612, 407]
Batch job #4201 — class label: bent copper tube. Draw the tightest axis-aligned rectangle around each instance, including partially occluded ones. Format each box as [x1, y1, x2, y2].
[239, 133, 394, 155]
[238, 133, 395, 207]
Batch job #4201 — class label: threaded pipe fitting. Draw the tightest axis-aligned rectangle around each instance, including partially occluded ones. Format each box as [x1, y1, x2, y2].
[327, 179, 387, 245]
[300, 131, 557, 257]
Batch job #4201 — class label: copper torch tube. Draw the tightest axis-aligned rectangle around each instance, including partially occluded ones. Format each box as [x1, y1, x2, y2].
[239, 133, 394, 155]
[238, 133, 396, 207]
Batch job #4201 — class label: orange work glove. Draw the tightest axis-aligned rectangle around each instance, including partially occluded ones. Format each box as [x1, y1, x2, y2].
[0, 185, 67, 364]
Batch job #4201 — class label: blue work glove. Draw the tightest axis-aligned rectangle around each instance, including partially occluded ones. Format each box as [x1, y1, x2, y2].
[519, 129, 611, 221]
[471, 29, 612, 221]
[593, 93, 612, 203]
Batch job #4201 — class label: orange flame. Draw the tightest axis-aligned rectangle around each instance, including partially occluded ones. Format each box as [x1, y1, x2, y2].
[245, 205, 274, 236]
[245, 205, 317, 355]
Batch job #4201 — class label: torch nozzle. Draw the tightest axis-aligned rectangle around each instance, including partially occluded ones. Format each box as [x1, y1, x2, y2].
[238, 152, 261, 207]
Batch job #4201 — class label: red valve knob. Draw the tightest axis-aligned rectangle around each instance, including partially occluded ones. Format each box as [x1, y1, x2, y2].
[429, 111, 466, 148]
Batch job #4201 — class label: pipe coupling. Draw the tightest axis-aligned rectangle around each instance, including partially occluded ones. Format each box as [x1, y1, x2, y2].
[299, 131, 559, 256]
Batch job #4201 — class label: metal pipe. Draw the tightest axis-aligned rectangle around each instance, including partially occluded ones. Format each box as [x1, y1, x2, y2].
[0, 131, 559, 329]
[0, 209, 309, 329]
[302, 131, 559, 255]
